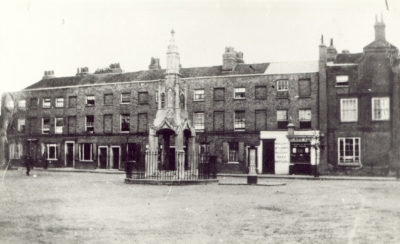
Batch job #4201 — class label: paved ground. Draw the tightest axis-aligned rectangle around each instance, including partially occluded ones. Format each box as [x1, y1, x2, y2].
[1, 168, 400, 243]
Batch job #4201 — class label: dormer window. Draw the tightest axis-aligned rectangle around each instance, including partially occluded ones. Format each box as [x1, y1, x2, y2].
[336, 75, 349, 87]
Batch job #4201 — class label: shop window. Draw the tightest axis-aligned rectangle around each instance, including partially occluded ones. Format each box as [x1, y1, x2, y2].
[47, 144, 57, 160]
[299, 110, 312, 129]
[340, 98, 358, 122]
[234, 111, 246, 130]
[290, 142, 311, 163]
[214, 88, 225, 101]
[338, 138, 360, 165]
[194, 112, 205, 131]
[234, 88, 246, 99]
[372, 97, 390, 121]
[277, 110, 288, 129]
[42, 118, 50, 134]
[9, 142, 23, 159]
[199, 144, 210, 164]
[79, 143, 93, 161]
[120, 114, 130, 132]
[194, 89, 205, 101]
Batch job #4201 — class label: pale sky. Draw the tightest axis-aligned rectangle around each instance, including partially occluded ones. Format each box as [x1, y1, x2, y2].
[1, 0, 400, 97]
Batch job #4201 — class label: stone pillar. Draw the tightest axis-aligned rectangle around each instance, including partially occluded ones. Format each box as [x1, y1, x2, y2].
[188, 136, 198, 177]
[247, 147, 257, 184]
[176, 150, 185, 179]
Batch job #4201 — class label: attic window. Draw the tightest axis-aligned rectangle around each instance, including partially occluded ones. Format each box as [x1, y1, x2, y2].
[336, 75, 349, 87]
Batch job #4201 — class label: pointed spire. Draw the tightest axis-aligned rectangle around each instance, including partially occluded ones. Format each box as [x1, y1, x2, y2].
[321, 35, 324, 45]
[330, 38, 333, 46]
[167, 29, 179, 54]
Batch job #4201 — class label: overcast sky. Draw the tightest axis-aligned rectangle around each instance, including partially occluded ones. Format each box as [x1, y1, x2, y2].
[1, 0, 400, 97]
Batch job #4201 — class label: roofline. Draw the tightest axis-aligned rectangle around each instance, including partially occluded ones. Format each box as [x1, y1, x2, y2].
[327, 63, 358, 67]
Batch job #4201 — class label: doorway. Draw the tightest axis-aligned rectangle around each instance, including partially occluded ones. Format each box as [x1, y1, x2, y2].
[65, 142, 74, 167]
[99, 147, 108, 169]
[111, 147, 120, 169]
[262, 139, 275, 174]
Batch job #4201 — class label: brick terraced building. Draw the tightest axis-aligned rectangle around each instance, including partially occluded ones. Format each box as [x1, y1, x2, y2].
[3, 30, 322, 175]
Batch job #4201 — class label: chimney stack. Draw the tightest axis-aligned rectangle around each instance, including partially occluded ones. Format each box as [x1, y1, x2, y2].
[374, 14, 386, 41]
[149, 57, 161, 70]
[76, 67, 89, 76]
[222, 47, 244, 72]
[327, 38, 337, 63]
[43, 70, 55, 79]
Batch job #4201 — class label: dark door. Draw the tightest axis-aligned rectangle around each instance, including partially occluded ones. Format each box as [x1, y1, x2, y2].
[112, 148, 120, 169]
[262, 139, 275, 174]
[99, 148, 107, 169]
[29, 142, 38, 166]
[66, 143, 74, 167]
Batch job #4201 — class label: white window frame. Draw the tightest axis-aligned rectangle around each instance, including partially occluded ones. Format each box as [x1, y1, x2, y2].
[340, 98, 358, 122]
[228, 142, 239, 163]
[18, 119, 26, 133]
[55, 97, 64, 108]
[338, 137, 361, 166]
[86, 115, 94, 132]
[42, 118, 50, 134]
[18, 100, 26, 109]
[86, 95, 95, 106]
[277, 80, 289, 91]
[79, 143, 93, 161]
[47, 144, 57, 160]
[193, 112, 205, 131]
[120, 114, 130, 132]
[55, 117, 63, 134]
[194, 89, 205, 101]
[372, 97, 390, 121]
[234, 88, 246, 99]
[299, 109, 311, 121]
[277, 110, 288, 121]
[43, 98, 51, 108]
[234, 111, 246, 131]
[336, 75, 349, 87]
[121, 93, 131, 104]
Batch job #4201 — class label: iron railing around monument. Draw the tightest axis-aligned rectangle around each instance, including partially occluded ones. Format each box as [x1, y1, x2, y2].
[125, 151, 217, 180]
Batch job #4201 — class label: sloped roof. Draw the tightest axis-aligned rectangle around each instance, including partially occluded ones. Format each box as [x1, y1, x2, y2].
[364, 40, 397, 50]
[263, 61, 318, 75]
[24, 63, 270, 90]
[334, 53, 363, 64]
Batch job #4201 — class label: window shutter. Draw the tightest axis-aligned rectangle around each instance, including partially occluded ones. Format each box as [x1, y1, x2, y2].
[238, 142, 245, 162]
[223, 142, 229, 162]
[92, 143, 97, 161]
[121, 143, 127, 163]
[77, 144, 81, 161]
[57, 143, 61, 160]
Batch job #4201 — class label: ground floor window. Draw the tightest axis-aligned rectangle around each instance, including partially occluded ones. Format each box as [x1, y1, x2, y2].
[79, 143, 93, 161]
[338, 138, 360, 165]
[229, 142, 239, 162]
[199, 144, 210, 163]
[9, 142, 23, 159]
[47, 144, 57, 160]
